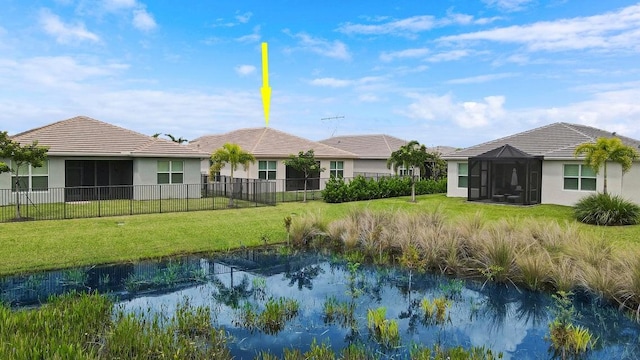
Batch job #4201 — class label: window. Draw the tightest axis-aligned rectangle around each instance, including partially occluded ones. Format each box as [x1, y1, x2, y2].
[458, 163, 468, 188]
[330, 161, 344, 178]
[157, 160, 184, 184]
[399, 167, 414, 176]
[11, 161, 49, 192]
[258, 161, 277, 180]
[563, 164, 596, 191]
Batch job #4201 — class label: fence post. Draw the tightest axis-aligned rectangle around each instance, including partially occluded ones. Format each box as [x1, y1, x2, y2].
[159, 185, 162, 213]
[186, 184, 189, 211]
[97, 186, 101, 217]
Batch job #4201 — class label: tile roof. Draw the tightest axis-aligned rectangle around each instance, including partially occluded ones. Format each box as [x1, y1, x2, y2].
[190, 127, 357, 159]
[319, 134, 409, 159]
[444, 122, 640, 160]
[320, 135, 456, 159]
[11, 116, 209, 158]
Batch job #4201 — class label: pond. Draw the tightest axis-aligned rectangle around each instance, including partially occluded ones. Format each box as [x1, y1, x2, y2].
[1, 248, 639, 359]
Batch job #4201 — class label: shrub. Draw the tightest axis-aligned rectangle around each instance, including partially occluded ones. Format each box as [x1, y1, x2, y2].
[321, 176, 446, 203]
[574, 192, 640, 226]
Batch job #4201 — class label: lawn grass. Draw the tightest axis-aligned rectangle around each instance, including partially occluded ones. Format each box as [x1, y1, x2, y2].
[1, 194, 638, 276]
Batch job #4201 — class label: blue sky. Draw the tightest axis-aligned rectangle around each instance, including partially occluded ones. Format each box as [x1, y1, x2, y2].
[2, 0, 640, 148]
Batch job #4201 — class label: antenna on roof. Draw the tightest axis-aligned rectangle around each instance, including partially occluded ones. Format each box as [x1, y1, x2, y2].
[321, 116, 344, 137]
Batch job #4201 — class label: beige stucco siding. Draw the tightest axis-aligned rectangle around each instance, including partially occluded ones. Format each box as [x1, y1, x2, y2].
[353, 159, 393, 175]
[446, 160, 468, 198]
[213, 158, 355, 192]
[541, 160, 621, 206]
[133, 157, 202, 200]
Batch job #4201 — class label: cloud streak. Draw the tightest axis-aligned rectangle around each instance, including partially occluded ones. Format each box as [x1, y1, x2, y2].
[439, 3, 640, 52]
[39, 9, 100, 44]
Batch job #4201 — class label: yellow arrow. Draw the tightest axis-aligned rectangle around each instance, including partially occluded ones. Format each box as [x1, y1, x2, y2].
[260, 42, 271, 127]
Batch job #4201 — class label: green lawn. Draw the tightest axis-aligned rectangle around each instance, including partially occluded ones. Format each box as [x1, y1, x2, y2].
[1, 194, 638, 276]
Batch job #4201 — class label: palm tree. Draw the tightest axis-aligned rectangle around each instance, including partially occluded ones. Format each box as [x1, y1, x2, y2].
[210, 143, 255, 206]
[387, 140, 429, 202]
[574, 137, 639, 194]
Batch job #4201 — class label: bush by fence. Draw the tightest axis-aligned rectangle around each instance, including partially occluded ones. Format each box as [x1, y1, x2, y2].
[322, 176, 447, 203]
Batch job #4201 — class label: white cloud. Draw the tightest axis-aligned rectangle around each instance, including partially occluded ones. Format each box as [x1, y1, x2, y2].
[358, 94, 380, 102]
[235, 12, 252, 24]
[0, 56, 128, 90]
[439, 3, 640, 52]
[338, 13, 500, 37]
[310, 77, 352, 88]
[446, 73, 518, 84]
[483, 0, 534, 12]
[39, 9, 100, 44]
[379, 48, 430, 62]
[309, 76, 384, 89]
[236, 26, 261, 43]
[428, 50, 470, 62]
[338, 15, 436, 36]
[287, 32, 351, 60]
[103, 0, 137, 10]
[133, 8, 157, 31]
[404, 93, 506, 128]
[235, 65, 256, 76]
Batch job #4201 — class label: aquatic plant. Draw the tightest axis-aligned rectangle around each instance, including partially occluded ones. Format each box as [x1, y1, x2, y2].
[235, 296, 300, 335]
[367, 307, 400, 348]
[410, 344, 503, 360]
[420, 296, 451, 324]
[323, 295, 356, 328]
[546, 291, 597, 360]
[438, 279, 465, 299]
[59, 268, 89, 288]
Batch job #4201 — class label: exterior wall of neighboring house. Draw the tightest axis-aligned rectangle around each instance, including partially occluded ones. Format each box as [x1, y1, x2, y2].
[621, 162, 640, 204]
[0, 156, 203, 205]
[447, 158, 640, 206]
[446, 160, 468, 198]
[211, 158, 355, 193]
[541, 160, 630, 206]
[353, 159, 393, 176]
[133, 157, 203, 200]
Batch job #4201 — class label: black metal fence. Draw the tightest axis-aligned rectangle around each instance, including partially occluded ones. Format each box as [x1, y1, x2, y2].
[0, 180, 276, 223]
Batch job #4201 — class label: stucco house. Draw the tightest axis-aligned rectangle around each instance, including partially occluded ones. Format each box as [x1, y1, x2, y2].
[444, 122, 640, 206]
[1, 116, 209, 205]
[190, 127, 357, 192]
[320, 134, 455, 178]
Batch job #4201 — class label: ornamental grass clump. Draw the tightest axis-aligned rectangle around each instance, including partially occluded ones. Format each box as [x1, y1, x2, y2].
[574, 193, 640, 226]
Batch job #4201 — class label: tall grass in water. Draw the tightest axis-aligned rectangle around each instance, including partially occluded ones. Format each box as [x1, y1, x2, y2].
[366, 307, 400, 349]
[0, 292, 231, 359]
[296, 208, 640, 319]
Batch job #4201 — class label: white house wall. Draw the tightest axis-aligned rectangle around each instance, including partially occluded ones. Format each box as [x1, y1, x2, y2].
[446, 161, 468, 198]
[133, 158, 202, 200]
[622, 162, 640, 204]
[353, 159, 393, 176]
[213, 158, 355, 193]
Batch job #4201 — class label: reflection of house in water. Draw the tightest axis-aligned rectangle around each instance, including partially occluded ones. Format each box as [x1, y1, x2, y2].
[0, 248, 323, 308]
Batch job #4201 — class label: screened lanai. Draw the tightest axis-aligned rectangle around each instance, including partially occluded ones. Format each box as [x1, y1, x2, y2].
[467, 144, 542, 205]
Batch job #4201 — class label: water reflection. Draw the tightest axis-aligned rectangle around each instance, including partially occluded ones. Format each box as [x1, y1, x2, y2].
[1, 249, 639, 359]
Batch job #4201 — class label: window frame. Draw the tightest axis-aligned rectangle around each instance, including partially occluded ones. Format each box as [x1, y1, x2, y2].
[258, 160, 277, 180]
[11, 160, 49, 192]
[457, 162, 468, 188]
[563, 164, 596, 191]
[157, 160, 184, 184]
[330, 161, 344, 178]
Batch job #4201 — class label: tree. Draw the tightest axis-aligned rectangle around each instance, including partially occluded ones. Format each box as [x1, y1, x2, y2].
[0, 131, 49, 219]
[164, 133, 188, 144]
[210, 143, 255, 206]
[424, 151, 447, 181]
[574, 137, 639, 195]
[387, 140, 429, 202]
[283, 149, 324, 203]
